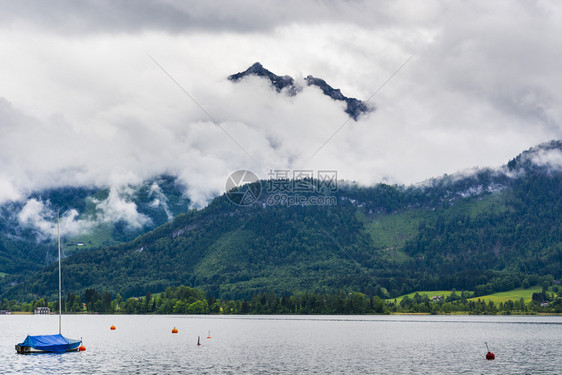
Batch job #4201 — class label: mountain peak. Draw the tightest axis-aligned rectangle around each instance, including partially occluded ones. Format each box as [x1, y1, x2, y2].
[228, 62, 298, 96]
[228, 63, 373, 120]
[247, 62, 264, 71]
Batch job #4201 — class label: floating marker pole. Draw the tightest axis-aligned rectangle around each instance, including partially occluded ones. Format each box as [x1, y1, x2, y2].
[485, 342, 495, 360]
[207, 330, 211, 339]
[197, 336, 201, 346]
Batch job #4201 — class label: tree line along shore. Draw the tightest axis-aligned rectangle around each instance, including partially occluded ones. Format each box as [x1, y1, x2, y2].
[2, 284, 561, 315]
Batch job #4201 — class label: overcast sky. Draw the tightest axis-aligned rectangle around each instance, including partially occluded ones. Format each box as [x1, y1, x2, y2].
[1, 0, 561, 208]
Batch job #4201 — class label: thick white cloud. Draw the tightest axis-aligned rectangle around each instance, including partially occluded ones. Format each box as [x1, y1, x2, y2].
[17, 199, 94, 239]
[92, 186, 151, 228]
[0, 0, 560, 214]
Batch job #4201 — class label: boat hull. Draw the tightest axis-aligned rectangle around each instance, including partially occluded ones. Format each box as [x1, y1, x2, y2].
[15, 344, 80, 354]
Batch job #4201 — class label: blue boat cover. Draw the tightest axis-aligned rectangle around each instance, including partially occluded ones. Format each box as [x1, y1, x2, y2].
[18, 334, 81, 353]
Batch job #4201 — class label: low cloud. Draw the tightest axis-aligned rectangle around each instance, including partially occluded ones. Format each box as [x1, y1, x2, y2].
[16, 186, 152, 240]
[17, 199, 94, 240]
[529, 148, 562, 171]
[149, 182, 173, 221]
[91, 186, 152, 229]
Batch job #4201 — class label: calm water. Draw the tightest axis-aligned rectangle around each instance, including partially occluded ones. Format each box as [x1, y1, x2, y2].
[0, 314, 560, 374]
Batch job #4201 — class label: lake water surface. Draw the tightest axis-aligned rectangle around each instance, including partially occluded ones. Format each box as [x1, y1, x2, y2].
[0, 314, 560, 374]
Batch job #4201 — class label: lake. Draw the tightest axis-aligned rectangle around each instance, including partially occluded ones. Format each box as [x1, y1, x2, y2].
[0, 314, 560, 374]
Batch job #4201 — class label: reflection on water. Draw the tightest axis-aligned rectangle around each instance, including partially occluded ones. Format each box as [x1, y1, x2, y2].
[1, 315, 560, 374]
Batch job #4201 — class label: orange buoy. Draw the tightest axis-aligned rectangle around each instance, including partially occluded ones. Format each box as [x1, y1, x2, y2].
[172, 327, 178, 334]
[207, 330, 211, 339]
[110, 325, 116, 330]
[78, 345, 86, 351]
[485, 342, 495, 360]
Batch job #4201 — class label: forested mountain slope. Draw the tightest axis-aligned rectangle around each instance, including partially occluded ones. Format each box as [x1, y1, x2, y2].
[2, 141, 560, 301]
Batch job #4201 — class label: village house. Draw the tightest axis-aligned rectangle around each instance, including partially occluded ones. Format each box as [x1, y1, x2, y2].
[34, 306, 51, 315]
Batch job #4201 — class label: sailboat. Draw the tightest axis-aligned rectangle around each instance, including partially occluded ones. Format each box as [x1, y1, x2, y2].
[15, 210, 82, 354]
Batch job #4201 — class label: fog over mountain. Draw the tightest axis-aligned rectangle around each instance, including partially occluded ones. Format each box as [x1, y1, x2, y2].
[1, 0, 561, 219]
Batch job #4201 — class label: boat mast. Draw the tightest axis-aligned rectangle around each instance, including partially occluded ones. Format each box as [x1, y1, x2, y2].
[57, 209, 61, 335]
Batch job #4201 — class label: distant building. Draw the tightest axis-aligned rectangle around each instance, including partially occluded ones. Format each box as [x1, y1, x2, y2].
[34, 307, 50, 315]
[553, 280, 561, 285]
[431, 296, 443, 302]
[540, 302, 550, 308]
[76, 242, 85, 246]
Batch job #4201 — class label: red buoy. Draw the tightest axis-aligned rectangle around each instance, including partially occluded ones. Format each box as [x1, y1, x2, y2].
[79, 345, 86, 351]
[485, 342, 495, 360]
[110, 325, 116, 330]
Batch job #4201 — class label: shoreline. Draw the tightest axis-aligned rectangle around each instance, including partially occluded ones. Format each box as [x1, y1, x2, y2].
[3, 311, 561, 316]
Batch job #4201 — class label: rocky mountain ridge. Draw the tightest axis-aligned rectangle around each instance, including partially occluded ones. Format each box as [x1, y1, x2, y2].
[228, 62, 373, 120]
